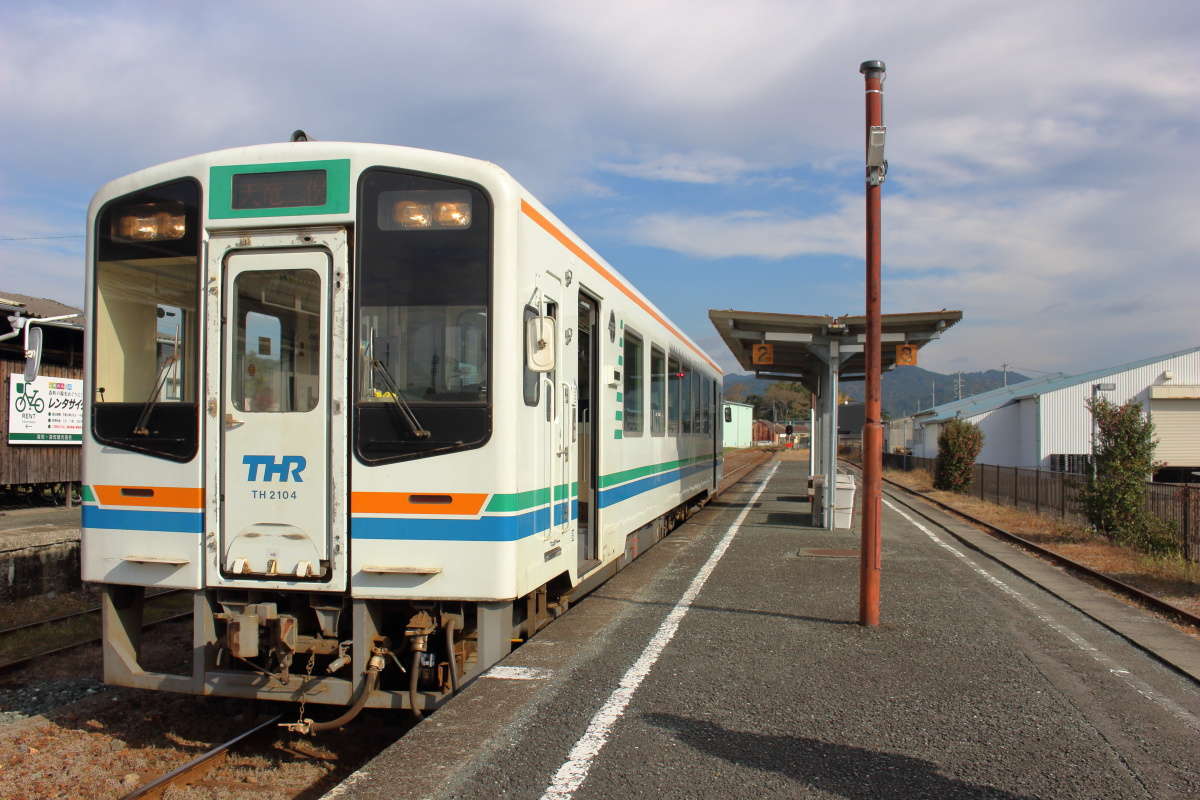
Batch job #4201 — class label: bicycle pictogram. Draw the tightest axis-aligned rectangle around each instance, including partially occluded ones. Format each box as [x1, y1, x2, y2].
[15, 386, 45, 414]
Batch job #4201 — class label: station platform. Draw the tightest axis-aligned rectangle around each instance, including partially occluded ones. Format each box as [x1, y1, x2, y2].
[0, 505, 79, 550]
[329, 456, 1200, 799]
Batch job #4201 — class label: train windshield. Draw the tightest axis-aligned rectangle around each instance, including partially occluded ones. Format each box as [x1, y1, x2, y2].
[91, 178, 201, 461]
[354, 168, 492, 463]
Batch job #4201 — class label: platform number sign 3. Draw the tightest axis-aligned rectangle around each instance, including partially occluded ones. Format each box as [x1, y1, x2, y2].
[751, 343, 774, 366]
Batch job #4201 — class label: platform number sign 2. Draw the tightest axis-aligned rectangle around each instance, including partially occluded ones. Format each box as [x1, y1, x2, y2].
[751, 343, 774, 366]
[896, 344, 918, 366]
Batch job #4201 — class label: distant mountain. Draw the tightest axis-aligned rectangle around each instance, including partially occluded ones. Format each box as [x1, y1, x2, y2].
[723, 366, 1028, 419]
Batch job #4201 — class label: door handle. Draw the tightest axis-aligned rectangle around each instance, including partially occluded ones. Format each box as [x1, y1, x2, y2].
[224, 413, 244, 429]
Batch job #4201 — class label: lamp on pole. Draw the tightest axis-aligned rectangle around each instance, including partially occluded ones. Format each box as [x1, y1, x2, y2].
[859, 59, 886, 627]
[1090, 382, 1116, 480]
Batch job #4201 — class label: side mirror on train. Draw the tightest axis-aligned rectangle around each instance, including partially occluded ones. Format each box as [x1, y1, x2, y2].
[526, 316, 556, 373]
[23, 325, 43, 383]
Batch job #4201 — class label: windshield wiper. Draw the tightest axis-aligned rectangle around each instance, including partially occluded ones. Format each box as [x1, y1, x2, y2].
[133, 355, 178, 436]
[370, 359, 431, 439]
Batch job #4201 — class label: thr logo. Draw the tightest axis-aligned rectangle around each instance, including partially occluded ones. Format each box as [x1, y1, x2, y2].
[243, 455, 307, 482]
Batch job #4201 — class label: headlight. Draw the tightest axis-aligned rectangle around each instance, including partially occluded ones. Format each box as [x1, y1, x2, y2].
[392, 200, 432, 229]
[380, 190, 472, 231]
[434, 200, 471, 228]
[111, 201, 187, 242]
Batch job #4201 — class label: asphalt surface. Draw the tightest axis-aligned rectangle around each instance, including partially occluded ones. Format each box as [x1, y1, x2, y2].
[331, 457, 1200, 799]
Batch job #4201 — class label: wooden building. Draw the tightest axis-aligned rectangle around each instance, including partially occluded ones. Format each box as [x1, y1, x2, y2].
[0, 293, 84, 489]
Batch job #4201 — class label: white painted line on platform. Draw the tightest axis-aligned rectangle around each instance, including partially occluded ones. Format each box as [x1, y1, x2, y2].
[484, 665, 552, 680]
[884, 497, 1200, 732]
[539, 460, 781, 800]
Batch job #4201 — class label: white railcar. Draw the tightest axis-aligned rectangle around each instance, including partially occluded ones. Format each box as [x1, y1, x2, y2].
[78, 140, 723, 723]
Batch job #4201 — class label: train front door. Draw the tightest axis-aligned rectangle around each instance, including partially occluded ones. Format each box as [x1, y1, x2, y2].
[209, 233, 347, 584]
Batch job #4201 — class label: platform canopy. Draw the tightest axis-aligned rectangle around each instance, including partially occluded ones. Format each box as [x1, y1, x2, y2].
[708, 309, 962, 392]
[709, 307, 962, 530]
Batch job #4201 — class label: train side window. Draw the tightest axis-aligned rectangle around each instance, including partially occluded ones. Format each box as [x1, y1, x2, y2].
[690, 369, 699, 436]
[650, 345, 665, 437]
[623, 329, 643, 435]
[667, 356, 681, 436]
[522, 305, 540, 407]
[702, 378, 711, 434]
[681, 363, 693, 435]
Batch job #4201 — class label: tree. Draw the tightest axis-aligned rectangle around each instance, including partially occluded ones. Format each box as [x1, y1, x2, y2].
[765, 381, 811, 421]
[934, 418, 984, 492]
[1081, 399, 1177, 555]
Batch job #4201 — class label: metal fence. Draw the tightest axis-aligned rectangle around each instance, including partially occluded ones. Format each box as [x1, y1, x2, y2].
[882, 453, 1200, 562]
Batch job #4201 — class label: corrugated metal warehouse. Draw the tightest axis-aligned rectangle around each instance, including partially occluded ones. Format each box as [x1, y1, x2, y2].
[722, 401, 753, 449]
[890, 347, 1200, 476]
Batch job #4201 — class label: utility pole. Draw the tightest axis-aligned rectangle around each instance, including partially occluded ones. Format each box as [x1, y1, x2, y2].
[931, 379, 936, 408]
[859, 59, 886, 628]
[1002, 362, 1009, 387]
[956, 371, 964, 400]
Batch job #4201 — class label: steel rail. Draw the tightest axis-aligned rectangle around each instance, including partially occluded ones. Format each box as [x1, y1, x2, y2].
[0, 588, 182, 638]
[843, 461, 1200, 630]
[119, 713, 284, 800]
[0, 609, 193, 674]
[715, 450, 772, 497]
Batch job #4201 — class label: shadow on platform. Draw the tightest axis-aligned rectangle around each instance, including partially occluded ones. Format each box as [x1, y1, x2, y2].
[643, 713, 1037, 800]
[587, 593, 856, 627]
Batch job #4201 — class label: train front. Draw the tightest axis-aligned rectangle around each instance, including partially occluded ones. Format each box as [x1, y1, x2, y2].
[82, 143, 518, 719]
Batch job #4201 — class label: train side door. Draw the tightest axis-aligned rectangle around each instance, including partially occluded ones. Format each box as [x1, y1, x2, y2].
[576, 292, 600, 573]
[712, 381, 720, 488]
[209, 234, 346, 584]
[536, 272, 575, 550]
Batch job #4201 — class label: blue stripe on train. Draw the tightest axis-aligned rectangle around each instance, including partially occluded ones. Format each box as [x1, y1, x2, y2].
[353, 457, 713, 540]
[597, 460, 713, 509]
[353, 499, 578, 541]
[82, 506, 205, 534]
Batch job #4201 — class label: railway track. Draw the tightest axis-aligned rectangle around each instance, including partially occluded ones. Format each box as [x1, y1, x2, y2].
[111, 449, 775, 799]
[0, 589, 190, 674]
[119, 713, 285, 799]
[845, 461, 1200, 631]
[716, 448, 773, 495]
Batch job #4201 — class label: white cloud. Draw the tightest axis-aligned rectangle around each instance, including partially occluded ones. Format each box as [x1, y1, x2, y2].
[0, 0, 1197, 375]
[599, 153, 759, 185]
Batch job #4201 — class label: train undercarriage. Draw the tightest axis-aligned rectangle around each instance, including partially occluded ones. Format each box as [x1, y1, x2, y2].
[99, 493, 707, 732]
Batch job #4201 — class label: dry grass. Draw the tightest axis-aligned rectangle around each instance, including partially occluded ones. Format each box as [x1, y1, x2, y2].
[883, 468, 1200, 619]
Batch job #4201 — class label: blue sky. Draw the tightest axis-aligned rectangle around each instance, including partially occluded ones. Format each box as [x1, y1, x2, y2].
[1, 0, 1197, 376]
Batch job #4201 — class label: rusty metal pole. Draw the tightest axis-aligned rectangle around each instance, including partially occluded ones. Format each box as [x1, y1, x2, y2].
[859, 60, 886, 627]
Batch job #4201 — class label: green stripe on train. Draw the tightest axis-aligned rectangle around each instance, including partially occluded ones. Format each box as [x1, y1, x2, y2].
[485, 453, 717, 511]
[486, 482, 576, 513]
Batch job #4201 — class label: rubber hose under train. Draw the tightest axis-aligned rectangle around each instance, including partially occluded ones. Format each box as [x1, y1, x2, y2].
[307, 667, 380, 734]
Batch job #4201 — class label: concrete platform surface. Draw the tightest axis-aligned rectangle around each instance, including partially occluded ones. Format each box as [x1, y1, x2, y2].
[329, 458, 1200, 799]
[0, 505, 79, 550]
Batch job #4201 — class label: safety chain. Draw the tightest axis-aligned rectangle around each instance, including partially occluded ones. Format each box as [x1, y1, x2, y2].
[296, 652, 316, 725]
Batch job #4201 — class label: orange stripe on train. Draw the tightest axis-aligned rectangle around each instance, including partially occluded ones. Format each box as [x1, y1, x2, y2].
[92, 485, 205, 509]
[350, 492, 489, 516]
[520, 200, 721, 373]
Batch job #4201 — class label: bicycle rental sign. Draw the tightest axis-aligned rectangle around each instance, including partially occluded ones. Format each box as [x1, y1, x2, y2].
[7, 375, 83, 444]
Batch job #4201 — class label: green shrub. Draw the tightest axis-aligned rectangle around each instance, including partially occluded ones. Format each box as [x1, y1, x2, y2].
[934, 418, 984, 492]
[1081, 398, 1179, 556]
